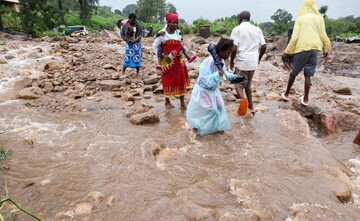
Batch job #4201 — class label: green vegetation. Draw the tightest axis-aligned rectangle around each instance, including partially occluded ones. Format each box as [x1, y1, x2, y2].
[325, 16, 360, 38]
[0, 182, 43, 221]
[0, 149, 10, 162]
[0, 6, 21, 32]
[0, 1, 359, 40]
[270, 9, 294, 35]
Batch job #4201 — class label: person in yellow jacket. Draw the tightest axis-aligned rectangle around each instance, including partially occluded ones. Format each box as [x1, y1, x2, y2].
[281, 0, 331, 106]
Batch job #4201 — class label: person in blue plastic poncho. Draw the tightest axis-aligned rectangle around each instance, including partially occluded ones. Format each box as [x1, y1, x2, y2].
[186, 38, 243, 136]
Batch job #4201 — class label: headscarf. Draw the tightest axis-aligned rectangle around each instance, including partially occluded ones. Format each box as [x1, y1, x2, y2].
[166, 13, 179, 22]
[296, 0, 320, 18]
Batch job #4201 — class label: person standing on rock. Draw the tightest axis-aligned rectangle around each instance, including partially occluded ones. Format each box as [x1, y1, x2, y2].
[281, 0, 331, 106]
[230, 10, 267, 115]
[186, 38, 241, 136]
[120, 13, 143, 75]
[153, 13, 190, 110]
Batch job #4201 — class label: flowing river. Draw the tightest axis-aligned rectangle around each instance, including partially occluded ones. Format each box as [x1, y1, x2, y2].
[0, 33, 359, 221]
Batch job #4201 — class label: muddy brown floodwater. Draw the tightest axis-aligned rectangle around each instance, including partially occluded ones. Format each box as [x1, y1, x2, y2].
[0, 32, 359, 221]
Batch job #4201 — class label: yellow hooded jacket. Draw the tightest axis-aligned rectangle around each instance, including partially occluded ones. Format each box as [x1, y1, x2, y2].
[285, 0, 331, 55]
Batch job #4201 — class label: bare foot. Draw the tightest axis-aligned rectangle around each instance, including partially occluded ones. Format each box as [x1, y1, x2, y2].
[165, 102, 175, 109]
[189, 128, 198, 140]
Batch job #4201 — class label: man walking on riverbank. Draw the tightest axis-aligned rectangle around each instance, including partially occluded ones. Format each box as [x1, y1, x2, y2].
[230, 11, 267, 115]
[281, 0, 331, 106]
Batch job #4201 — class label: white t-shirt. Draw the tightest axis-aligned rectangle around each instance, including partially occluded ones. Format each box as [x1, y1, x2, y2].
[230, 22, 266, 71]
[153, 29, 182, 55]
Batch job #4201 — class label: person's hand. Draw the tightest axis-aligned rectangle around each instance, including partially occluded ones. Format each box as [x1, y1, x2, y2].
[163, 55, 171, 63]
[282, 53, 290, 63]
[218, 69, 224, 76]
[156, 31, 165, 37]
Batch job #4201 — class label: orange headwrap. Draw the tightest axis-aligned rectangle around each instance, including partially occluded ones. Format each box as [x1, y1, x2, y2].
[166, 13, 179, 22]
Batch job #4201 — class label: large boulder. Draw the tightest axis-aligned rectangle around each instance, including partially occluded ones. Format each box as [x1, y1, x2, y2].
[18, 86, 44, 99]
[130, 108, 160, 125]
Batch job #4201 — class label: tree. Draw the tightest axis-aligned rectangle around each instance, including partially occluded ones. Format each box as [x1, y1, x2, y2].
[166, 2, 176, 13]
[136, 0, 166, 23]
[319, 5, 328, 18]
[94, 5, 115, 17]
[270, 9, 293, 35]
[122, 4, 137, 17]
[47, 0, 79, 24]
[114, 9, 122, 15]
[19, 0, 48, 36]
[259, 22, 274, 35]
[78, 0, 99, 25]
[0, 1, 3, 31]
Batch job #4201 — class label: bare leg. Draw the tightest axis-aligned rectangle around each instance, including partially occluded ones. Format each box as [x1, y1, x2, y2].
[304, 76, 311, 103]
[180, 96, 186, 110]
[245, 72, 254, 111]
[165, 98, 175, 109]
[284, 75, 296, 97]
[235, 84, 245, 99]
[122, 66, 126, 74]
[136, 67, 140, 75]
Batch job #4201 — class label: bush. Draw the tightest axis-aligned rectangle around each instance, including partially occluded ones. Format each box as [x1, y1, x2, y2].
[192, 18, 211, 34]
[90, 15, 118, 30]
[64, 12, 82, 26]
[42, 30, 63, 37]
[0, 6, 22, 31]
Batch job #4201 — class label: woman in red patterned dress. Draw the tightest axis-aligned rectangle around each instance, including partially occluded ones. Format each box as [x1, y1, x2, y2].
[153, 13, 189, 110]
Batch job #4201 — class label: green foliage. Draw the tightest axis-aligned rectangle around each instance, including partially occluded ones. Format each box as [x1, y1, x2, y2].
[3, 1, 360, 40]
[0, 149, 10, 161]
[337, 32, 360, 38]
[0, 6, 22, 31]
[78, 0, 99, 25]
[319, 5, 328, 18]
[91, 15, 118, 30]
[94, 5, 116, 18]
[122, 4, 137, 17]
[191, 16, 238, 36]
[136, 0, 166, 23]
[114, 9, 122, 15]
[270, 9, 293, 35]
[325, 16, 360, 39]
[42, 30, 63, 37]
[48, 0, 78, 13]
[41, 4, 64, 29]
[211, 16, 238, 35]
[64, 12, 82, 26]
[192, 18, 211, 34]
[166, 3, 176, 13]
[19, 0, 48, 37]
[142, 22, 163, 34]
[259, 22, 274, 35]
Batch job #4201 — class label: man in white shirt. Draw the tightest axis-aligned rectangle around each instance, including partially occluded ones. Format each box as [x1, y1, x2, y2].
[230, 11, 266, 115]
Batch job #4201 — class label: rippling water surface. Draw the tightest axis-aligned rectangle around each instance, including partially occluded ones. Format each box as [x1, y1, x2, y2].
[0, 37, 359, 221]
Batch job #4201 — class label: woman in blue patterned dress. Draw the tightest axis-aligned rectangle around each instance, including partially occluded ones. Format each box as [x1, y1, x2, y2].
[120, 13, 143, 75]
